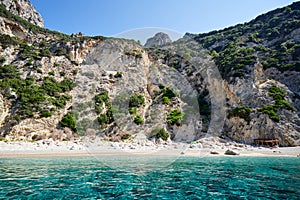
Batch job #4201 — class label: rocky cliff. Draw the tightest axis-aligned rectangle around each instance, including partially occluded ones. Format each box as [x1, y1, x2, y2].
[0, 1, 299, 146]
[0, 0, 43, 27]
[186, 1, 300, 146]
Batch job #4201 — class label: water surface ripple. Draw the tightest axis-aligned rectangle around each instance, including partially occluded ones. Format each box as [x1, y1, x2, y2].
[0, 157, 299, 199]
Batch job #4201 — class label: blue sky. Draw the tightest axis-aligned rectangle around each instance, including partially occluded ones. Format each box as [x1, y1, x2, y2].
[30, 0, 296, 43]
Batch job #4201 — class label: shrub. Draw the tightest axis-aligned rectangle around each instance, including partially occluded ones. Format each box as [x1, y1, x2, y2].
[129, 107, 137, 115]
[95, 104, 103, 114]
[159, 85, 176, 99]
[269, 86, 286, 100]
[167, 109, 184, 125]
[95, 91, 109, 104]
[262, 58, 280, 68]
[228, 106, 252, 122]
[162, 96, 170, 105]
[97, 114, 109, 128]
[42, 77, 61, 96]
[39, 48, 51, 57]
[18, 109, 33, 118]
[0, 34, 19, 48]
[95, 91, 109, 114]
[106, 108, 114, 124]
[60, 78, 74, 92]
[48, 71, 55, 76]
[20, 90, 46, 105]
[94, 91, 114, 128]
[0, 66, 73, 120]
[155, 128, 170, 141]
[13, 115, 20, 122]
[42, 77, 74, 96]
[134, 115, 144, 125]
[50, 95, 72, 109]
[216, 42, 256, 74]
[129, 94, 145, 108]
[275, 99, 295, 111]
[0, 65, 20, 79]
[155, 84, 176, 105]
[60, 113, 76, 130]
[40, 110, 52, 118]
[114, 72, 123, 78]
[258, 85, 295, 122]
[258, 106, 280, 122]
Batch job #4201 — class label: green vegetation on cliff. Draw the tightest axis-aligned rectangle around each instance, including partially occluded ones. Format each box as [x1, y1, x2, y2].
[0, 65, 74, 120]
[94, 91, 114, 129]
[258, 86, 295, 122]
[228, 106, 252, 123]
[60, 113, 76, 130]
[134, 115, 144, 125]
[192, 1, 300, 77]
[167, 109, 184, 125]
[95, 91, 110, 114]
[155, 128, 169, 141]
[129, 94, 145, 108]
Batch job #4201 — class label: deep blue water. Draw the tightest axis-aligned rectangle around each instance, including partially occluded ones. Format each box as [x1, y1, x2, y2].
[0, 156, 299, 199]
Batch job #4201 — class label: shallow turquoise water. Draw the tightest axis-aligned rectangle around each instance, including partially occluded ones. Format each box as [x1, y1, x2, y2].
[0, 156, 299, 199]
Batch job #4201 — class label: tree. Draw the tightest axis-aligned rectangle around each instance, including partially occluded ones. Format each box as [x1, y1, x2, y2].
[60, 113, 76, 130]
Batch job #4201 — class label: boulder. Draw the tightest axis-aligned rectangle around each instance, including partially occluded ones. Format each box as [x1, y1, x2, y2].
[210, 151, 219, 155]
[224, 149, 240, 155]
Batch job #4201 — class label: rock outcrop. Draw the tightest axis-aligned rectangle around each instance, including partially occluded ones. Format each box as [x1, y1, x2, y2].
[224, 149, 240, 155]
[144, 32, 172, 47]
[0, 0, 43, 27]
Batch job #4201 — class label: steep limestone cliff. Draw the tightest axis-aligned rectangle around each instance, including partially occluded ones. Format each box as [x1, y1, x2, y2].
[0, 0, 43, 27]
[187, 1, 300, 146]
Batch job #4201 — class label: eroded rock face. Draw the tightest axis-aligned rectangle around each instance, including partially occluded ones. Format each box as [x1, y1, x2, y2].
[0, 0, 44, 27]
[74, 39, 201, 143]
[145, 32, 172, 47]
[223, 65, 300, 146]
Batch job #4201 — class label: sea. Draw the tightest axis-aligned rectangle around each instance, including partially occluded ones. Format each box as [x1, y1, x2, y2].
[0, 156, 299, 199]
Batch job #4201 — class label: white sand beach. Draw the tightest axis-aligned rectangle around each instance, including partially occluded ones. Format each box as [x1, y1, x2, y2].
[1, 137, 300, 158]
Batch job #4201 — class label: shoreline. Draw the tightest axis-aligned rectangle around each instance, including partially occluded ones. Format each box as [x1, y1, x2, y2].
[1, 140, 299, 159]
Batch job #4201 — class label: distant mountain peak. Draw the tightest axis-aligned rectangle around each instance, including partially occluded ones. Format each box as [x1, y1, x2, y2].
[144, 32, 172, 47]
